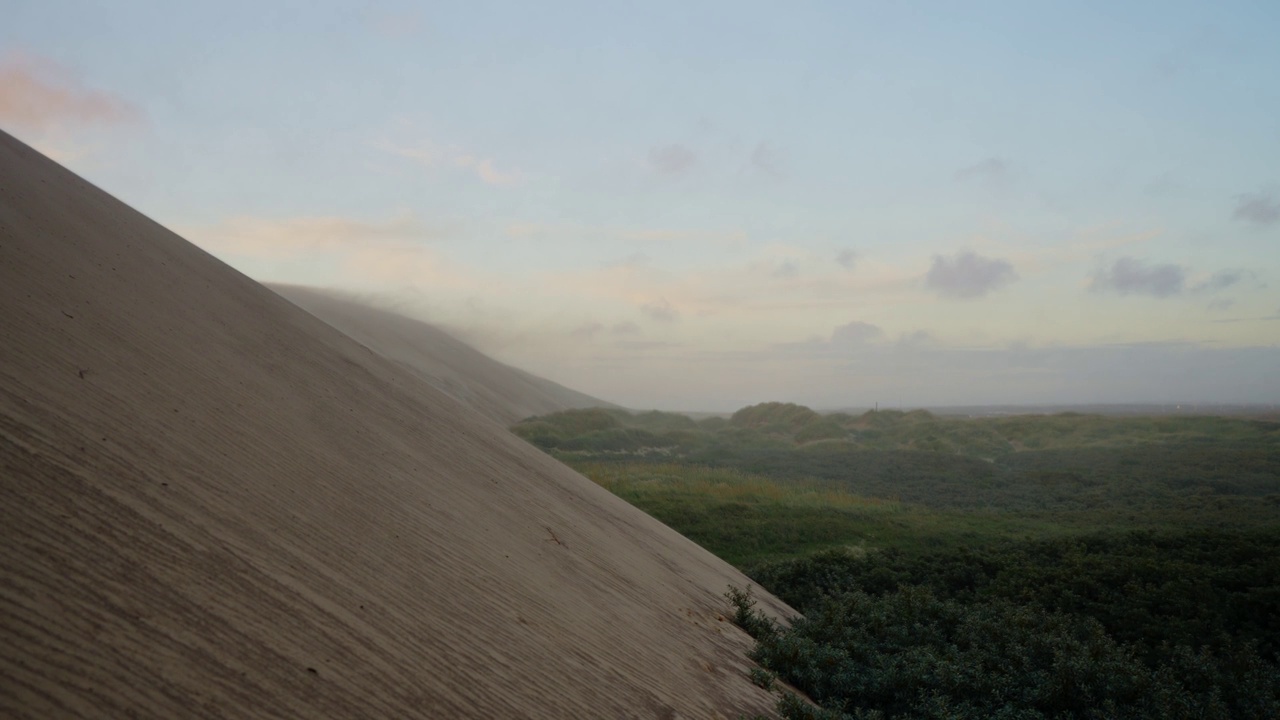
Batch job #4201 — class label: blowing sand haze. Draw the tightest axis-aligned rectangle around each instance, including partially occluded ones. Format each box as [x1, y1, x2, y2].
[270, 284, 617, 427]
[0, 131, 792, 718]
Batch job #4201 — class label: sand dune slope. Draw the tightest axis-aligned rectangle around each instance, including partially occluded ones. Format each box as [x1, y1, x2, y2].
[270, 284, 616, 426]
[0, 131, 790, 719]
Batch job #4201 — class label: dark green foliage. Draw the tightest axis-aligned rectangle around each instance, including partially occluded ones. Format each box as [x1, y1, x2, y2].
[699, 415, 731, 431]
[732, 583, 1280, 719]
[736, 530, 1280, 719]
[642, 501, 872, 564]
[749, 666, 776, 691]
[775, 691, 848, 720]
[626, 409, 701, 433]
[750, 530, 1280, 660]
[732, 402, 825, 433]
[795, 420, 849, 444]
[725, 585, 778, 641]
[510, 407, 622, 447]
[553, 427, 664, 453]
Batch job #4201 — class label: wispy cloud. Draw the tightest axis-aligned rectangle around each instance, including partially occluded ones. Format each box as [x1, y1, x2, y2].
[571, 321, 642, 340]
[0, 50, 142, 162]
[617, 227, 746, 244]
[1232, 192, 1279, 227]
[771, 260, 799, 279]
[831, 320, 884, 347]
[453, 154, 521, 186]
[640, 298, 679, 322]
[366, 10, 423, 39]
[506, 221, 746, 246]
[954, 157, 1008, 183]
[750, 141, 783, 177]
[925, 250, 1017, 299]
[1191, 269, 1247, 294]
[835, 248, 858, 270]
[1089, 257, 1185, 298]
[375, 139, 436, 165]
[0, 51, 141, 131]
[772, 321, 932, 359]
[181, 211, 438, 260]
[375, 131, 522, 186]
[648, 143, 696, 175]
[1209, 304, 1280, 323]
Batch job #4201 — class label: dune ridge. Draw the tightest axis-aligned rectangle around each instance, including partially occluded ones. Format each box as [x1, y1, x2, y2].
[269, 284, 617, 426]
[0, 130, 790, 719]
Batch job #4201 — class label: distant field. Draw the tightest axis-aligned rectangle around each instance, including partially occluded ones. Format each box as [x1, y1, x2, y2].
[514, 403, 1280, 566]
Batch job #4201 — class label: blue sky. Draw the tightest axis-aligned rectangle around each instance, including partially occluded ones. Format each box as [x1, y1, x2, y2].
[5, 1, 1279, 410]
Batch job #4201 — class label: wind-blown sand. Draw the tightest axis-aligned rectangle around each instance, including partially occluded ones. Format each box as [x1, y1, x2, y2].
[0, 130, 791, 719]
[270, 284, 617, 426]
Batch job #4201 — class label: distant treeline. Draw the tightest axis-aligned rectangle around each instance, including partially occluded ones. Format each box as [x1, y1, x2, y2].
[513, 404, 1280, 515]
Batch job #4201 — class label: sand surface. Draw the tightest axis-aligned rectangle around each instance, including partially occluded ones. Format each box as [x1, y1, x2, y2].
[270, 284, 616, 426]
[0, 130, 792, 719]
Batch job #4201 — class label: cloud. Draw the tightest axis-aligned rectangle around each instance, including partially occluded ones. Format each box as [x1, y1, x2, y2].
[376, 139, 436, 165]
[1089, 257, 1185, 298]
[925, 250, 1017, 299]
[835, 248, 858, 270]
[570, 321, 644, 341]
[954, 157, 1007, 183]
[617, 227, 746, 244]
[648, 144, 696, 175]
[1191, 270, 1246, 294]
[367, 10, 423, 39]
[605, 252, 650, 270]
[771, 260, 798, 279]
[453, 154, 521, 186]
[750, 141, 782, 177]
[570, 322, 605, 340]
[1143, 173, 1182, 197]
[830, 320, 884, 347]
[375, 132, 521, 186]
[183, 211, 438, 260]
[774, 320, 889, 354]
[507, 222, 745, 247]
[1232, 192, 1279, 227]
[898, 330, 936, 347]
[640, 298, 679, 322]
[1153, 27, 1223, 80]
[0, 51, 141, 132]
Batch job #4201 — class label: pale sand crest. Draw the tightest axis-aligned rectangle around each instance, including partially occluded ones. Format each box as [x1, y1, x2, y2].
[0, 130, 792, 719]
[269, 284, 618, 426]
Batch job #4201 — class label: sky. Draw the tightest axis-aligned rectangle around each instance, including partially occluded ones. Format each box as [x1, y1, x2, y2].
[4, 1, 1279, 411]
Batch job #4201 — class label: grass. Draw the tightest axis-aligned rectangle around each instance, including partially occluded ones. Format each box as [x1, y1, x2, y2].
[519, 406, 1280, 567]
[571, 461, 1120, 566]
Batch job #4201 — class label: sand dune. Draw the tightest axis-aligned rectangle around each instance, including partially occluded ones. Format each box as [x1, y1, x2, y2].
[0, 130, 791, 719]
[270, 284, 617, 426]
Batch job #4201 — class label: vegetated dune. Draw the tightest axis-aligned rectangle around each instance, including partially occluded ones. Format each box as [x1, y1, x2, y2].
[0, 130, 791, 719]
[270, 284, 617, 426]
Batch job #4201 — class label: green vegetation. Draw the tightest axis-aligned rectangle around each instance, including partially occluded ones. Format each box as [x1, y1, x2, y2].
[730, 530, 1280, 719]
[515, 405, 1280, 564]
[513, 403, 1280, 718]
[575, 461, 1090, 565]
